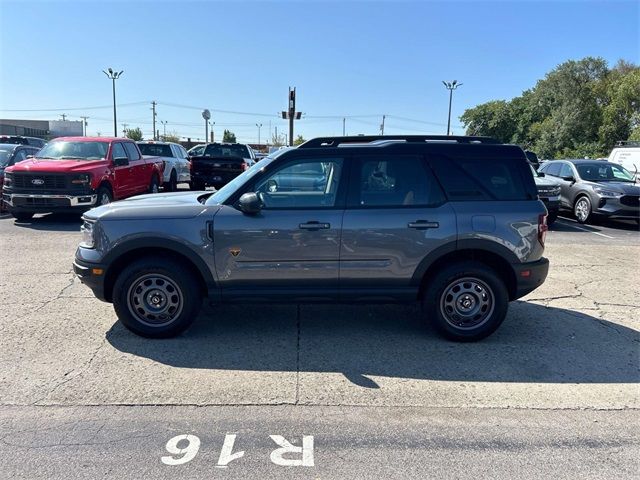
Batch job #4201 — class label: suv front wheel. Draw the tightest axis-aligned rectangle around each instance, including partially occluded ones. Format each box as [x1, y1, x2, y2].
[113, 258, 202, 338]
[422, 261, 509, 342]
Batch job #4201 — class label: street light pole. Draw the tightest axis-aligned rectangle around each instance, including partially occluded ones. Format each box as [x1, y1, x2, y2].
[256, 123, 262, 146]
[442, 80, 462, 135]
[103, 68, 123, 137]
[160, 120, 168, 139]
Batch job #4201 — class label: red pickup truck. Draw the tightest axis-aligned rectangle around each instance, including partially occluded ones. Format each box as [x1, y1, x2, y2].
[2, 137, 164, 221]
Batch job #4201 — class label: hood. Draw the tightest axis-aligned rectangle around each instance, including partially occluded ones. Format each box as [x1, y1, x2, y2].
[7, 158, 107, 173]
[534, 175, 560, 188]
[85, 191, 220, 221]
[585, 181, 640, 195]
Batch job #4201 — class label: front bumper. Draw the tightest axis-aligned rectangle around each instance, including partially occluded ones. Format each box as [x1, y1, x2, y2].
[540, 195, 560, 213]
[512, 257, 549, 300]
[73, 256, 108, 302]
[594, 196, 639, 219]
[3, 192, 97, 212]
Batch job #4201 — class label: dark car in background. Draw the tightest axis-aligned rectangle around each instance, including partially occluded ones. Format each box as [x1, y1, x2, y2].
[189, 142, 256, 190]
[0, 135, 47, 148]
[539, 159, 640, 224]
[0, 143, 40, 211]
[530, 164, 561, 224]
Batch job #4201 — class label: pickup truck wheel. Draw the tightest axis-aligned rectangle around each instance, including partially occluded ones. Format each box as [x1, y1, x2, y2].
[12, 212, 34, 222]
[149, 175, 160, 194]
[96, 186, 112, 206]
[422, 261, 508, 342]
[164, 170, 178, 192]
[113, 258, 202, 338]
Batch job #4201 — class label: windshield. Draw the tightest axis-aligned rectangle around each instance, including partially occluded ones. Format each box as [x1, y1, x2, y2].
[576, 162, 635, 182]
[205, 157, 276, 205]
[36, 141, 108, 160]
[0, 149, 11, 167]
[139, 143, 173, 157]
[203, 144, 250, 159]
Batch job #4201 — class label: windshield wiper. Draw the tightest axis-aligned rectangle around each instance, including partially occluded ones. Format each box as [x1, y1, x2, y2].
[59, 156, 85, 160]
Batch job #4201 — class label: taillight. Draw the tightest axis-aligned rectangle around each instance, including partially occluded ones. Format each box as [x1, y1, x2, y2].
[538, 214, 548, 246]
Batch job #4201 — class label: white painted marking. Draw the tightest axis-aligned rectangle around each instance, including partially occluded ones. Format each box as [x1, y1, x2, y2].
[556, 219, 615, 239]
[216, 434, 245, 467]
[269, 435, 314, 467]
[161, 434, 200, 466]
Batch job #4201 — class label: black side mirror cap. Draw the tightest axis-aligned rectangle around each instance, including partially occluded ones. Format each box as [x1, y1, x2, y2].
[238, 192, 263, 214]
[561, 176, 574, 182]
[113, 157, 129, 167]
[538, 172, 545, 177]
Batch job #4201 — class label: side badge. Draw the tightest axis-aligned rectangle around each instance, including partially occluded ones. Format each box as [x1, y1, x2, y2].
[229, 247, 241, 257]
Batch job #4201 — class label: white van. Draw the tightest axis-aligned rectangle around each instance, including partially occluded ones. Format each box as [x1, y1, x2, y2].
[608, 142, 640, 180]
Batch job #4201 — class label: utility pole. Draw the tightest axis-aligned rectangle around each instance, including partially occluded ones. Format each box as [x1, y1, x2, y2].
[380, 115, 386, 135]
[342, 117, 346, 136]
[151, 101, 157, 140]
[256, 123, 262, 146]
[122, 123, 129, 137]
[282, 87, 302, 147]
[103, 68, 123, 137]
[442, 80, 462, 135]
[80, 116, 88, 136]
[60, 113, 67, 121]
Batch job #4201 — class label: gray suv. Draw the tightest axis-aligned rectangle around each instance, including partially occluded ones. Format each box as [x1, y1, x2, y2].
[74, 136, 549, 342]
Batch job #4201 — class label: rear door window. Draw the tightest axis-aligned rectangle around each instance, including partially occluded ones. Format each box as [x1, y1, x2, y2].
[350, 155, 445, 207]
[544, 162, 562, 177]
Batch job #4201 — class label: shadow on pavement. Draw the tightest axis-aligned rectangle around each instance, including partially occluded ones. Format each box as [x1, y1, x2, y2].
[11, 213, 82, 231]
[107, 301, 640, 387]
[553, 214, 639, 232]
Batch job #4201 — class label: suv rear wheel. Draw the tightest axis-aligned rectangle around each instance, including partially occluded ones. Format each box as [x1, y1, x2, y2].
[422, 261, 508, 341]
[113, 258, 202, 338]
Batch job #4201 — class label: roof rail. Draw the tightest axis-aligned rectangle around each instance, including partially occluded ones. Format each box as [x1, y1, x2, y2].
[298, 135, 500, 149]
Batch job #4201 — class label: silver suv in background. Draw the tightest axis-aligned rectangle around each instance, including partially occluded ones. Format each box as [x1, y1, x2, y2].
[74, 135, 549, 342]
[137, 141, 191, 191]
[539, 159, 640, 224]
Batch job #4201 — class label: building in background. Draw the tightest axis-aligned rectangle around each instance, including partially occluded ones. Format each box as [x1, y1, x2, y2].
[0, 118, 83, 139]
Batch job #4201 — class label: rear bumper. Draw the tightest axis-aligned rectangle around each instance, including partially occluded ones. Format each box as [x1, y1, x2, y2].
[512, 257, 549, 300]
[191, 170, 241, 188]
[73, 257, 108, 302]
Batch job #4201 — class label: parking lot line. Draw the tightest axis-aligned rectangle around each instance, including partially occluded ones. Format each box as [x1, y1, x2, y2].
[556, 218, 616, 239]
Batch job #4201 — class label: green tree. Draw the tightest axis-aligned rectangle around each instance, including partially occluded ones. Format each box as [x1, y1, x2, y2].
[222, 129, 237, 143]
[162, 132, 181, 143]
[460, 57, 640, 159]
[293, 134, 306, 146]
[125, 127, 143, 141]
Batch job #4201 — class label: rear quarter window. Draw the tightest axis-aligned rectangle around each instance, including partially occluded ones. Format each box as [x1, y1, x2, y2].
[429, 154, 531, 201]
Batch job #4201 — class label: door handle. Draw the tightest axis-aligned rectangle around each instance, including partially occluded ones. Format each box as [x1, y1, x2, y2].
[408, 220, 439, 229]
[299, 221, 330, 230]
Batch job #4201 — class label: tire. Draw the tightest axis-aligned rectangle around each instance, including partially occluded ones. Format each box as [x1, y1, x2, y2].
[12, 212, 34, 222]
[96, 186, 113, 206]
[547, 211, 558, 225]
[422, 261, 509, 342]
[148, 175, 160, 194]
[574, 196, 592, 224]
[164, 170, 177, 192]
[112, 258, 202, 338]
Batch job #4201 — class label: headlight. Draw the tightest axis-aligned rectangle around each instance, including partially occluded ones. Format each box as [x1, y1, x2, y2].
[594, 187, 623, 197]
[80, 220, 95, 248]
[71, 173, 91, 185]
[3, 172, 12, 187]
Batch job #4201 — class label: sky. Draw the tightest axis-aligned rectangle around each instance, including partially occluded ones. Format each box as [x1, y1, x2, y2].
[0, 0, 638, 144]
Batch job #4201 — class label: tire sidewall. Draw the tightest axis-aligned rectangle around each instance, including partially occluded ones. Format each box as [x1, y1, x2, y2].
[149, 175, 160, 194]
[423, 261, 509, 342]
[97, 186, 113, 206]
[574, 196, 591, 224]
[113, 259, 202, 338]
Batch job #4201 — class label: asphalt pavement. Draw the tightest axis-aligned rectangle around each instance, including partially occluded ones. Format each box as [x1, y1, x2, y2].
[0, 207, 638, 479]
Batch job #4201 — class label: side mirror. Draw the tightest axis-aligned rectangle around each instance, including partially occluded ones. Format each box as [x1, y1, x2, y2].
[113, 156, 129, 167]
[561, 175, 574, 182]
[238, 192, 262, 214]
[26, 155, 34, 159]
[538, 172, 545, 177]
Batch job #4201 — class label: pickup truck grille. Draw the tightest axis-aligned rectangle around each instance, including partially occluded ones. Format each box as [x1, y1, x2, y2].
[620, 195, 640, 207]
[12, 173, 67, 189]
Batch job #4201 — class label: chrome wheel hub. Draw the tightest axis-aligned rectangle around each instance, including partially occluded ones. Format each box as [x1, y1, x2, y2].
[440, 277, 495, 330]
[576, 199, 588, 221]
[127, 274, 183, 326]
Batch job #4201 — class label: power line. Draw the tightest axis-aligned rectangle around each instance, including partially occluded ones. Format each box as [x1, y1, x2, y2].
[0, 101, 150, 112]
